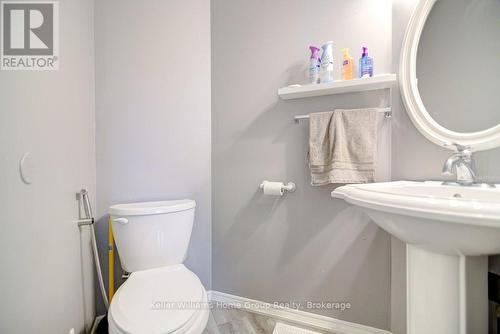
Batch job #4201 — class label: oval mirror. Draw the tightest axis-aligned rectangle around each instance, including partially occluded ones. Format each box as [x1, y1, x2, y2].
[400, 0, 500, 151]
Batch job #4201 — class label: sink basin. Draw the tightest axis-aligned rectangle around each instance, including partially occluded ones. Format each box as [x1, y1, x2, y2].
[332, 181, 500, 256]
[332, 181, 500, 334]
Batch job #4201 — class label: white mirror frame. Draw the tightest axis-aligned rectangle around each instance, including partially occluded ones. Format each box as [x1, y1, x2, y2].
[399, 0, 500, 152]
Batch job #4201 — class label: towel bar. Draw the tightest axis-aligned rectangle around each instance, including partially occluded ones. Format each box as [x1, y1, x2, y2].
[294, 107, 392, 123]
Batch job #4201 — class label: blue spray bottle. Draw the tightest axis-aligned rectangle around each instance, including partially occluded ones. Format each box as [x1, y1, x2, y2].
[359, 47, 374, 78]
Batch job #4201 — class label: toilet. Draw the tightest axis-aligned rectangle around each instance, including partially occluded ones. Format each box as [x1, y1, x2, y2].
[107, 200, 209, 334]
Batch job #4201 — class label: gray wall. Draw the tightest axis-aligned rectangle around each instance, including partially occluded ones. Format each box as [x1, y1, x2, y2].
[392, 0, 500, 185]
[0, 0, 96, 332]
[416, 0, 500, 133]
[95, 0, 212, 310]
[390, 1, 419, 332]
[391, 1, 500, 332]
[212, 0, 394, 330]
[91, 0, 500, 332]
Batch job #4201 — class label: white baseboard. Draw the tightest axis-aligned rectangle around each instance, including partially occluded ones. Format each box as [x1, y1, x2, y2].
[273, 322, 324, 334]
[207, 290, 392, 334]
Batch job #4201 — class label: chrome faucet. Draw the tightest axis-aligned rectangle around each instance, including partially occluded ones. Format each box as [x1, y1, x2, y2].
[442, 144, 476, 186]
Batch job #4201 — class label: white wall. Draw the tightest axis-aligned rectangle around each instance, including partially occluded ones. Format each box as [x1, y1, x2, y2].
[95, 0, 212, 307]
[211, 0, 393, 330]
[0, 0, 96, 332]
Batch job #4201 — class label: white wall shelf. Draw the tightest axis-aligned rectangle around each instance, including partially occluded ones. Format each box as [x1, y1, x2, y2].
[278, 74, 397, 100]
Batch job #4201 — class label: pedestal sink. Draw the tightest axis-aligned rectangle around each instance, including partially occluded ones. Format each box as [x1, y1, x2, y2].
[332, 181, 500, 334]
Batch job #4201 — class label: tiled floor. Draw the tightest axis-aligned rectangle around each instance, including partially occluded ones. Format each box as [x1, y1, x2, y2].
[203, 306, 276, 334]
[202, 305, 328, 334]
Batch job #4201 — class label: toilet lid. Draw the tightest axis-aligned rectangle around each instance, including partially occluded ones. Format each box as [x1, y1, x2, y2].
[109, 199, 196, 216]
[109, 265, 205, 334]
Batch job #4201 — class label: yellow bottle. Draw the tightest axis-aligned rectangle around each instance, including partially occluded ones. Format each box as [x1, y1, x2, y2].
[341, 48, 354, 80]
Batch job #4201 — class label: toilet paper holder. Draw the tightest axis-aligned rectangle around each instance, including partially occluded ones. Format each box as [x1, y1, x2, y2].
[259, 180, 296, 194]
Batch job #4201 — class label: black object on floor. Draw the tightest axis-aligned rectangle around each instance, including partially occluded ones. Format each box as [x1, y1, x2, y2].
[489, 272, 500, 304]
[95, 313, 108, 334]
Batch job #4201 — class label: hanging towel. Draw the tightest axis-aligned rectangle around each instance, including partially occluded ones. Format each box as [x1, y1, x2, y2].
[309, 108, 380, 185]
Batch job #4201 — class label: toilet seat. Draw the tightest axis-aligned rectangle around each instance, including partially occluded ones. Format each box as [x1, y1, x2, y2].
[108, 264, 209, 334]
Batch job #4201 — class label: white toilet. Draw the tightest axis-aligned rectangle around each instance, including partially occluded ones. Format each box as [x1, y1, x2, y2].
[107, 200, 209, 334]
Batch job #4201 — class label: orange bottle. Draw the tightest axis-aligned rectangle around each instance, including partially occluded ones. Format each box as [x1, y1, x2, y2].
[341, 48, 354, 80]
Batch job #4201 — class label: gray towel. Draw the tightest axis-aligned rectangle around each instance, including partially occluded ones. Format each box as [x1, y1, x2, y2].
[309, 108, 380, 185]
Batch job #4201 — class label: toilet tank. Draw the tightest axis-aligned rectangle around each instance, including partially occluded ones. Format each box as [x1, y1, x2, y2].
[109, 200, 196, 272]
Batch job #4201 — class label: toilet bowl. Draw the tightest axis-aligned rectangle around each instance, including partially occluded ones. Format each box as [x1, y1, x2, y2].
[108, 200, 208, 334]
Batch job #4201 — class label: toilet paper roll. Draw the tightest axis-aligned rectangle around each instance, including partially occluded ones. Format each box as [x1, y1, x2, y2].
[261, 181, 284, 196]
